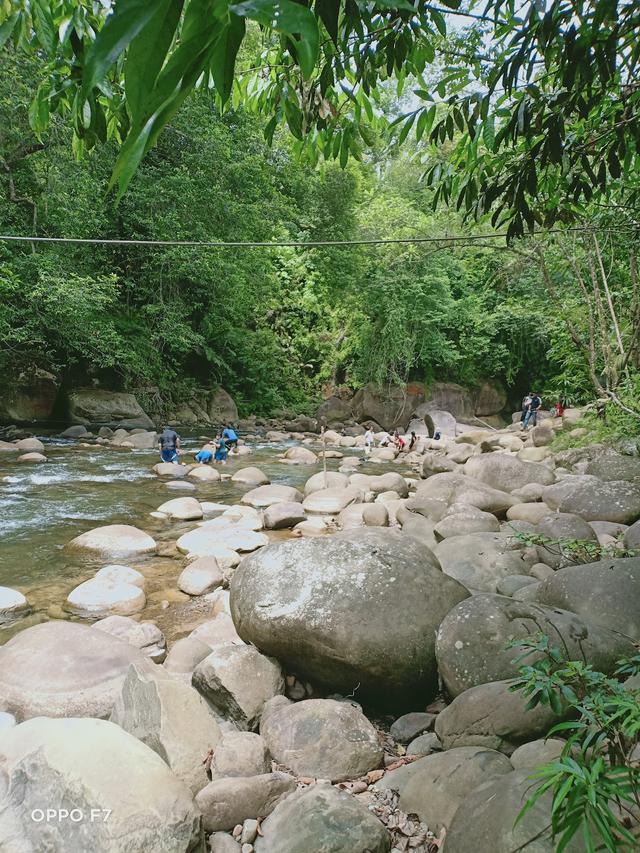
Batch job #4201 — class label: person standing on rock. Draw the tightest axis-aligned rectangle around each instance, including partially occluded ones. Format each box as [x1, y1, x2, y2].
[408, 431, 417, 451]
[213, 433, 229, 464]
[221, 425, 238, 453]
[364, 428, 375, 458]
[158, 427, 181, 463]
[520, 392, 532, 426]
[523, 392, 542, 429]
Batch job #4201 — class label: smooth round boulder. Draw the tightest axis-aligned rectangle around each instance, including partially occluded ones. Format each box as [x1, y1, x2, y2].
[153, 462, 188, 477]
[535, 556, 640, 640]
[535, 512, 599, 568]
[259, 698, 383, 782]
[624, 518, 640, 549]
[362, 503, 388, 526]
[177, 527, 267, 555]
[510, 738, 566, 769]
[263, 502, 307, 530]
[254, 784, 390, 853]
[506, 502, 553, 525]
[302, 485, 363, 515]
[17, 452, 47, 462]
[66, 578, 146, 618]
[231, 467, 270, 486]
[165, 479, 196, 491]
[464, 454, 554, 493]
[155, 497, 203, 520]
[188, 466, 221, 482]
[94, 564, 146, 589]
[230, 529, 469, 706]
[542, 475, 640, 524]
[434, 509, 500, 539]
[585, 453, 640, 482]
[92, 615, 166, 662]
[434, 532, 536, 592]
[178, 560, 223, 596]
[67, 524, 156, 557]
[15, 437, 44, 453]
[411, 472, 518, 516]
[0, 587, 30, 625]
[303, 471, 349, 496]
[0, 621, 152, 720]
[282, 446, 317, 464]
[241, 485, 303, 508]
[435, 593, 636, 697]
[0, 717, 202, 852]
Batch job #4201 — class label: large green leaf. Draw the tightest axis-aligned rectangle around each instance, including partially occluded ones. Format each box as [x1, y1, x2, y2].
[82, 0, 162, 100]
[209, 12, 246, 102]
[125, 0, 184, 123]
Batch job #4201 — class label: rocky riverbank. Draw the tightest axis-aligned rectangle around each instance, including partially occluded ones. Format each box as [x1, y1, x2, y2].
[0, 409, 639, 852]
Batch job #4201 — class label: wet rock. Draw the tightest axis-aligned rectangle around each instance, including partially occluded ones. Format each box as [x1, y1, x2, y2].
[196, 772, 296, 832]
[259, 698, 383, 782]
[18, 451, 47, 462]
[0, 717, 202, 852]
[67, 524, 156, 557]
[156, 497, 203, 521]
[534, 556, 640, 640]
[436, 593, 636, 697]
[15, 437, 45, 453]
[282, 446, 317, 464]
[434, 680, 559, 753]
[0, 587, 30, 625]
[231, 467, 270, 486]
[193, 645, 284, 730]
[230, 530, 468, 706]
[375, 746, 512, 832]
[93, 615, 166, 662]
[110, 663, 221, 794]
[154, 462, 189, 477]
[210, 731, 270, 779]
[255, 784, 391, 853]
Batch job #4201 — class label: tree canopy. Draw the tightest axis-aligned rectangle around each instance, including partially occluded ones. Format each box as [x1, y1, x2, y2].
[3, 0, 640, 236]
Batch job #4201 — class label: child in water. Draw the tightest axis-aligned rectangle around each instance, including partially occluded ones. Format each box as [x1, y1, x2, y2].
[214, 434, 228, 464]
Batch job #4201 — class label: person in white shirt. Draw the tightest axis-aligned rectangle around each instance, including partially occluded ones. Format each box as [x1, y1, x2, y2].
[364, 428, 375, 457]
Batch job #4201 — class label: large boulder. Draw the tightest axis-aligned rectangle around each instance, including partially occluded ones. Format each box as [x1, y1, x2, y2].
[208, 387, 238, 423]
[67, 524, 156, 557]
[303, 471, 349, 495]
[209, 731, 270, 779]
[92, 615, 166, 662]
[445, 769, 583, 852]
[110, 664, 221, 794]
[263, 502, 307, 530]
[193, 645, 284, 729]
[178, 560, 223, 596]
[0, 622, 153, 721]
[0, 717, 201, 852]
[282, 446, 317, 464]
[259, 698, 382, 782]
[434, 680, 559, 753]
[434, 509, 500, 539]
[230, 530, 469, 706]
[435, 593, 636, 697]
[419, 383, 474, 419]
[0, 370, 58, 423]
[241, 485, 303, 508]
[542, 475, 640, 523]
[122, 430, 157, 449]
[231, 467, 270, 486]
[585, 452, 640, 482]
[156, 497, 203, 521]
[315, 396, 353, 425]
[303, 485, 363, 515]
[196, 772, 296, 832]
[176, 526, 267, 557]
[535, 513, 599, 568]
[15, 437, 45, 453]
[374, 745, 511, 831]
[534, 556, 640, 640]
[474, 381, 507, 417]
[67, 388, 154, 428]
[434, 532, 537, 592]
[464, 454, 555, 493]
[66, 577, 146, 618]
[351, 382, 425, 431]
[254, 784, 391, 853]
[411, 472, 518, 516]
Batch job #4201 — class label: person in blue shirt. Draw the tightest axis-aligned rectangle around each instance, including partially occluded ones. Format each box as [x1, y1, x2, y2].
[214, 434, 229, 464]
[194, 447, 214, 464]
[221, 426, 238, 452]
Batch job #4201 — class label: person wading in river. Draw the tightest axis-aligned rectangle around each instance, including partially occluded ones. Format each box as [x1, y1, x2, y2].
[158, 427, 181, 463]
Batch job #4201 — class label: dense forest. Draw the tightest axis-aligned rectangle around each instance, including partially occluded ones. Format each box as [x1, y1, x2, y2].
[1, 3, 639, 436]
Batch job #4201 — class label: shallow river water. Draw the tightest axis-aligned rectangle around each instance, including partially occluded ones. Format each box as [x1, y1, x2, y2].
[0, 433, 375, 646]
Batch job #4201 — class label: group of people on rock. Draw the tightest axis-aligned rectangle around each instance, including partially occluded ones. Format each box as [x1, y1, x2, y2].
[158, 425, 238, 465]
[520, 392, 567, 429]
[363, 427, 419, 458]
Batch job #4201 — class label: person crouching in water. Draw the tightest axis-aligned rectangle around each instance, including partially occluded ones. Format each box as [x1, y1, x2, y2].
[221, 425, 238, 453]
[158, 426, 181, 463]
[214, 434, 229, 464]
[194, 445, 214, 465]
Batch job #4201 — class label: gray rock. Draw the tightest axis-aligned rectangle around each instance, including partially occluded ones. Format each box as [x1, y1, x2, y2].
[262, 502, 307, 530]
[464, 454, 555, 493]
[435, 593, 636, 697]
[164, 636, 212, 676]
[624, 518, 640, 549]
[210, 732, 270, 779]
[0, 717, 201, 852]
[534, 556, 640, 640]
[543, 475, 640, 524]
[229, 530, 469, 707]
[375, 746, 512, 831]
[110, 663, 221, 793]
[0, 621, 153, 721]
[178, 560, 224, 596]
[362, 503, 389, 526]
[399, 513, 438, 549]
[434, 509, 500, 539]
[210, 832, 242, 852]
[196, 772, 296, 832]
[434, 680, 559, 753]
[535, 512, 599, 568]
[406, 732, 441, 756]
[496, 574, 538, 596]
[389, 712, 435, 744]
[510, 738, 566, 769]
[444, 769, 583, 852]
[193, 645, 284, 729]
[93, 615, 166, 663]
[585, 453, 640, 482]
[254, 784, 391, 853]
[412, 472, 518, 516]
[259, 698, 382, 782]
[421, 452, 457, 477]
[434, 532, 537, 592]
